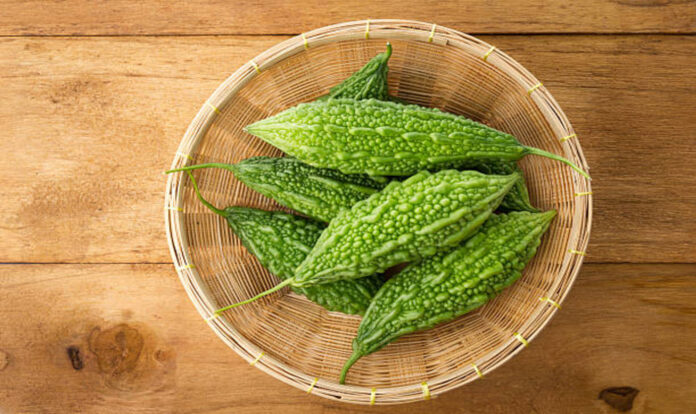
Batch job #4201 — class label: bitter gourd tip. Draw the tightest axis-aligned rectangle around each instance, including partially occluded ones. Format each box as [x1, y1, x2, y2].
[523, 146, 591, 180]
[339, 351, 363, 384]
[185, 170, 226, 217]
[244, 121, 267, 135]
[542, 209, 558, 220]
[325, 44, 392, 101]
[165, 162, 239, 176]
[214, 278, 295, 313]
[476, 162, 538, 213]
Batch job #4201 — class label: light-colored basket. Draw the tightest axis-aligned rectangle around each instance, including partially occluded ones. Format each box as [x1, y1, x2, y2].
[164, 19, 591, 405]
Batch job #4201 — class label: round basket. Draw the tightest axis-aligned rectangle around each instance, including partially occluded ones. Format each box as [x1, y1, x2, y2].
[164, 19, 591, 405]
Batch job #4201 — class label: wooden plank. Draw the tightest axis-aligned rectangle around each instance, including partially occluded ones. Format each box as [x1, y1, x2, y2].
[1, 35, 695, 264]
[489, 35, 696, 263]
[0, 263, 693, 412]
[0, 36, 278, 264]
[1, 1, 695, 35]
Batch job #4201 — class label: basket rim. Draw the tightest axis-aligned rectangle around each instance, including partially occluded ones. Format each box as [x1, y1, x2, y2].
[164, 19, 592, 405]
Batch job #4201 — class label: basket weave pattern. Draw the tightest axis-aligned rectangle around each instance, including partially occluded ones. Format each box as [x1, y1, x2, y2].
[164, 20, 591, 405]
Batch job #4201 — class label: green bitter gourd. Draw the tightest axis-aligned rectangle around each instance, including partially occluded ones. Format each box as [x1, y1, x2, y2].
[326, 43, 536, 212]
[219, 169, 520, 311]
[184, 171, 382, 315]
[339, 210, 557, 383]
[245, 98, 590, 179]
[166, 156, 387, 222]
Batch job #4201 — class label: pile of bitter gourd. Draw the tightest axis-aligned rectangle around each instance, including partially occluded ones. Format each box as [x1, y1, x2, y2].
[167, 44, 587, 384]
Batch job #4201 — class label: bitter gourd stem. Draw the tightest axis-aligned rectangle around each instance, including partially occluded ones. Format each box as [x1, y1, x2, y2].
[184, 170, 226, 217]
[214, 278, 294, 313]
[523, 147, 591, 180]
[165, 163, 237, 175]
[339, 351, 363, 384]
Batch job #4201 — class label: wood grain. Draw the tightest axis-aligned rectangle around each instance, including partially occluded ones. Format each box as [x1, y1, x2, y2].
[1, 35, 695, 264]
[3, 2, 693, 412]
[0, 263, 694, 412]
[1, 1, 695, 36]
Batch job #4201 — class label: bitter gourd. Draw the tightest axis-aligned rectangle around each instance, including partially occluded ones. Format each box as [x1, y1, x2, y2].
[293, 170, 519, 286]
[183, 171, 382, 315]
[327, 43, 392, 100]
[245, 98, 590, 179]
[339, 210, 557, 383]
[167, 157, 386, 222]
[218, 170, 519, 310]
[325, 44, 537, 212]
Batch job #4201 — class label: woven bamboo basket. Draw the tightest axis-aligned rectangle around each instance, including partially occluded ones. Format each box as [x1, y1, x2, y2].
[164, 19, 592, 405]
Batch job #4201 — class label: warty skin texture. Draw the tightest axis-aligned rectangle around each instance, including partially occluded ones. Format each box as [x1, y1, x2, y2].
[325, 43, 537, 212]
[224, 207, 382, 315]
[246, 98, 590, 179]
[232, 157, 386, 222]
[293, 170, 520, 286]
[166, 156, 386, 223]
[340, 210, 557, 383]
[246, 98, 524, 176]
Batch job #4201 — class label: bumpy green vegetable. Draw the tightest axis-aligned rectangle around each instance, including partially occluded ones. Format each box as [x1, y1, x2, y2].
[182, 171, 383, 315]
[473, 162, 537, 212]
[339, 210, 556, 383]
[167, 157, 386, 222]
[328, 43, 392, 100]
[221, 207, 383, 315]
[218, 170, 519, 310]
[245, 98, 590, 179]
[295, 169, 519, 283]
[325, 44, 537, 212]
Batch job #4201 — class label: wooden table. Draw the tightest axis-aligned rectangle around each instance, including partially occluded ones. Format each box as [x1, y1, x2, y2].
[1, 3, 695, 413]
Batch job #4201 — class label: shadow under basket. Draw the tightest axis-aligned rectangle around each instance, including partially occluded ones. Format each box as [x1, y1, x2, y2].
[164, 19, 592, 405]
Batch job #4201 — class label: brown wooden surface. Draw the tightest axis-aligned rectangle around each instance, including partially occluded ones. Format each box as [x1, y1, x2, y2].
[1, 0, 695, 35]
[1, 264, 694, 413]
[2, 4, 696, 413]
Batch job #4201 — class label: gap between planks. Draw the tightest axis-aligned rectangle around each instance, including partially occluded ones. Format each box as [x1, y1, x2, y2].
[1, 262, 695, 266]
[0, 32, 694, 38]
